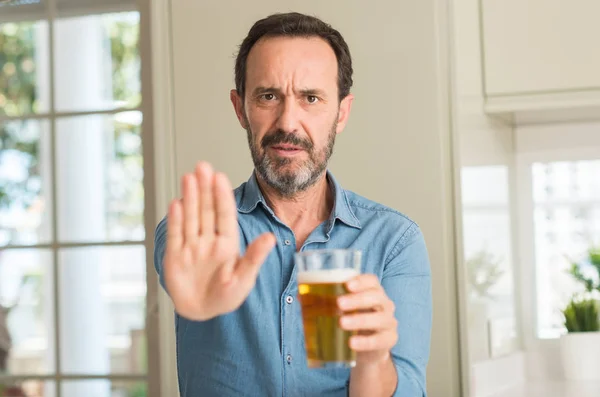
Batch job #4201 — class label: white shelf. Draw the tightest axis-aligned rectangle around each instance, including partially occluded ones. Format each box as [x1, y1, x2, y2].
[484, 89, 600, 125]
[485, 89, 600, 114]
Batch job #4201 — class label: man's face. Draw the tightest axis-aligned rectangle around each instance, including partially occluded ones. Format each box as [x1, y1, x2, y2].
[231, 36, 353, 197]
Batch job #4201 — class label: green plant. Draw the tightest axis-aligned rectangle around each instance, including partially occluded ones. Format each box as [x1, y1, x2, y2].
[562, 247, 600, 333]
[562, 298, 600, 332]
[128, 382, 147, 397]
[567, 247, 600, 293]
[465, 250, 505, 299]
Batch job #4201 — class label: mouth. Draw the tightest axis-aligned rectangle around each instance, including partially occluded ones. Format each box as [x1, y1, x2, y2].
[269, 144, 305, 156]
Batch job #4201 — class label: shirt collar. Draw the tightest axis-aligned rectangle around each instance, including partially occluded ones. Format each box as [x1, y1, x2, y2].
[237, 170, 362, 230]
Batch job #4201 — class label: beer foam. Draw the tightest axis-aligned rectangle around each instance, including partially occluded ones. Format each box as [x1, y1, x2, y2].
[297, 268, 359, 284]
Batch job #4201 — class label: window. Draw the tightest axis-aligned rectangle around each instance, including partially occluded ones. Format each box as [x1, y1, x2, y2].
[461, 165, 520, 361]
[0, 1, 156, 396]
[532, 160, 600, 338]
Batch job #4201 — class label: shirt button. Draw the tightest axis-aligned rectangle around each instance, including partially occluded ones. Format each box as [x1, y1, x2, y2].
[286, 354, 292, 363]
[284, 239, 291, 246]
[285, 295, 294, 304]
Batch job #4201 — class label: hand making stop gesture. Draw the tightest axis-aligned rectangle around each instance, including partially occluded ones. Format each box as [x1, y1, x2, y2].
[164, 162, 276, 321]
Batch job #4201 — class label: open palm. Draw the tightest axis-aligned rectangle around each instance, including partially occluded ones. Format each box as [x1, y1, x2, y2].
[164, 162, 276, 321]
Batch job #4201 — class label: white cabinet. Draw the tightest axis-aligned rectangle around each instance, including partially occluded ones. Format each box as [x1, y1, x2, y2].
[480, 0, 600, 117]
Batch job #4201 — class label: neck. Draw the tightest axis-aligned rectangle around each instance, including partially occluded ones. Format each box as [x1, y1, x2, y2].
[255, 171, 334, 230]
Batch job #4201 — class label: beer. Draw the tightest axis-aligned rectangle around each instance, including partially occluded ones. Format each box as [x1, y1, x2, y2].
[298, 268, 359, 368]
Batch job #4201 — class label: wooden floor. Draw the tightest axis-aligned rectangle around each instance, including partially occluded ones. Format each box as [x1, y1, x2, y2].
[490, 381, 600, 397]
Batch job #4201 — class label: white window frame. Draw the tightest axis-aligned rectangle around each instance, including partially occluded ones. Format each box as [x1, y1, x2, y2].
[516, 145, 600, 379]
[0, 0, 161, 395]
[143, 0, 178, 395]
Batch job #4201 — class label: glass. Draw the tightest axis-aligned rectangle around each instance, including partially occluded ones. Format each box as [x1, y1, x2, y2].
[61, 380, 146, 397]
[295, 249, 361, 369]
[0, 249, 54, 375]
[0, 20, 50, 117]
[461, 166, 519, 361]
[56, 112, 144, 243]
[0, 380, 54, 397]
[533, 161, 600, 204]
[0, 119, 52, 247]
[54, 12, 140, 112]
[110, 381, 147, 397]
[532, 160, 600, 338]
[59, 245, 147, 374]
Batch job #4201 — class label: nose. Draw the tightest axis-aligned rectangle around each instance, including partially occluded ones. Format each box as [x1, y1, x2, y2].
[275, 97, 300, 134]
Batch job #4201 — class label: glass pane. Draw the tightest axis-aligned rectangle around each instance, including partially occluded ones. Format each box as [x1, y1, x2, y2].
[56, 112, 144, 243]
[0, 1, 43, 7]
[0, 249, 54, 375]
[0, 119, 52, 247]
[0, 380, 54, 397]
[533, 160, 600, 204]
[461, 166, 519, 361]
[61, 381, 146, 397]
[54, 12, 140, 112]
[59, 246, 147, 375]
[111, 381, 147, 397]
[0, 20, 49, 116]
[533, 160, 600, 338]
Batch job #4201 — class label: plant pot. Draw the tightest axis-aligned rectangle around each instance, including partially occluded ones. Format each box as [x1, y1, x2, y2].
[560, 331, 600, 380]
[468, 298, 490, 361]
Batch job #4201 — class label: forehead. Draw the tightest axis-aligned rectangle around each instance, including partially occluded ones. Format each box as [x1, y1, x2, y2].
[245, 36, 338, 90]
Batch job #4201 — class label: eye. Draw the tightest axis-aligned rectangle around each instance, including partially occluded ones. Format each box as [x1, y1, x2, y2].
[306, 95, 319, 104]
[260, 93, 276, 101]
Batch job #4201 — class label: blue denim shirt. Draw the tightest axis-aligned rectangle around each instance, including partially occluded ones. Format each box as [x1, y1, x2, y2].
[154, 171, 432, 397]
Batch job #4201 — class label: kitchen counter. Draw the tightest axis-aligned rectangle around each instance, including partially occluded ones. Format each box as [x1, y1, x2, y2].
[490, 381, 600, 397]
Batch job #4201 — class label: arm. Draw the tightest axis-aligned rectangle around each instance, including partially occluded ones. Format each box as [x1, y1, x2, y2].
[344, 222, 431, 397]
[381, 222, 432, 396]
[349, 353, 398, 397]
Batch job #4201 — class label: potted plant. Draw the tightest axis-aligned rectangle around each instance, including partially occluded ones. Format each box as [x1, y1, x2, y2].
[559, 247, 600, 381]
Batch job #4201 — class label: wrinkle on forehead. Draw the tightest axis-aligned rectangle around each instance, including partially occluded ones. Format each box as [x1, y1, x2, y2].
[245, 36, 338, 98]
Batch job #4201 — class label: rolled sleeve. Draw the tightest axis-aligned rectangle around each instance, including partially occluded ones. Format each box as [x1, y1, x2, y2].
[382, 222, 432, 397]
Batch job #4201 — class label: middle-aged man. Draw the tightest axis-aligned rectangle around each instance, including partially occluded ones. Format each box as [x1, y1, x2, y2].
[154, 11, 432, 397]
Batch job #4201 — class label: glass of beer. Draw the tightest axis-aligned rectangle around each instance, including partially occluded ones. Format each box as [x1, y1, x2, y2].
[295, 249, 362, 368]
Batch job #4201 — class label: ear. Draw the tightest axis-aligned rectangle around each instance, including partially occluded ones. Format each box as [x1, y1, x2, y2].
[230, 89, 248, 129]
[335, 93, 354, 134]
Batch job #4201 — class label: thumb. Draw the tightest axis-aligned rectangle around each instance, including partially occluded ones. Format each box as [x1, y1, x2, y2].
[234, 233, 276, 285]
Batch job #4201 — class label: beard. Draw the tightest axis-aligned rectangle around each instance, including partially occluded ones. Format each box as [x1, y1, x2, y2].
[245, 117, 338, 198]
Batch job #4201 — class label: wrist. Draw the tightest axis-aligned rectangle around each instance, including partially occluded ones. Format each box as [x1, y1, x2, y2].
[355, 351, 392, 371]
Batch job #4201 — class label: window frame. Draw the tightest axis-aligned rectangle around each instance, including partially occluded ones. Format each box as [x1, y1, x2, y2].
[516, 146, 600, 350]
[0, 0, 161, 395]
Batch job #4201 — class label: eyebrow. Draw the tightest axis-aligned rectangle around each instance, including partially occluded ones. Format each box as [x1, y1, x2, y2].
[299, 88, 326, 97]
[251, 86, 281, 96]
[251, 86, 327, 98]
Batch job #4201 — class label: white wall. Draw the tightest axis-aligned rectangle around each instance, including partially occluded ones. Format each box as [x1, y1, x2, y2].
[516, 122, 600, 155]
[153, 1, 462, 396]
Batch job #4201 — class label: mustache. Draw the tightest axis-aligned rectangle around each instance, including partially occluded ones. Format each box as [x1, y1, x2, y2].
[261, 130, 313, 151]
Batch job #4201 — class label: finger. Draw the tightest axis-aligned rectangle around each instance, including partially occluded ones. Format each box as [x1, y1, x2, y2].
[214, 172, 238, 237]
[182, 174, 199, 240]
[340, 311, 397, 331]
[338, 288, 394, 312]
[350, 330, 398, 351]
[166, 199, 184, 253]
[346, 274, 380, 292]
[231, 233, 276, 284]
[196, 162, 215, 235]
